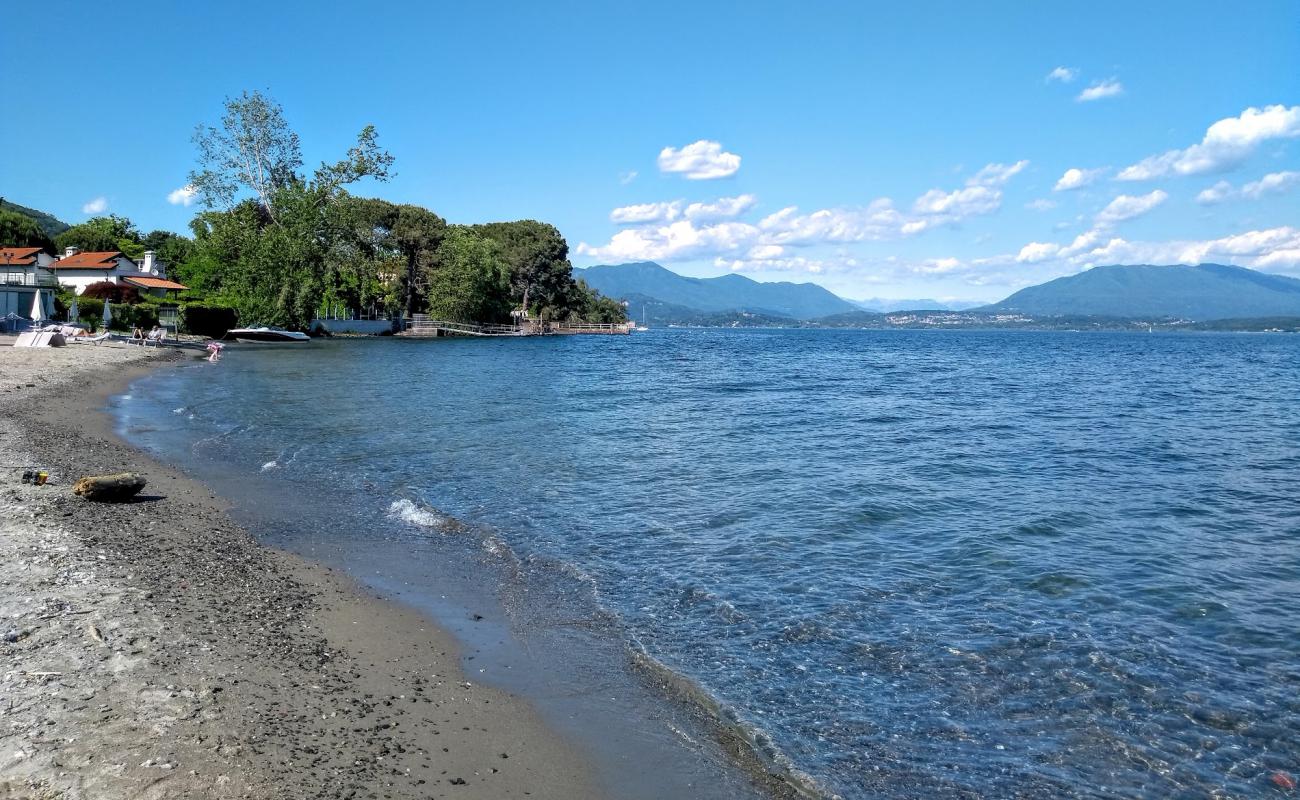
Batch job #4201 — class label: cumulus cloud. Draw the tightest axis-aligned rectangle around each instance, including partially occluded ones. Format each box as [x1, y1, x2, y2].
[1053, 167, 1105, 191]
[582, 160, 1018, 262]
[619, 170, 638, 185]
[967, 160, 1029, 187]
[1076, 79, 1124, 102]
[1195, 170, 1300, 205]
[657, 140, 741, 180]
[577, 220, 758, 262]
[1046, 66, 1078, 83]
[757, 200, 907, 245]
[609, 194, 757, 225]
[611, 195, 759, 226]
[1095, 190, 1168, 226]
[1010, 224, 1300, 274]
[912, 185, 1002, 217]
[1118, 105, 1300, 181]
[1242, 170, 1300, 199]
[610, 201, 682, 225]
[167, 185, 197, 206]
[685, 194, 758, 221]
[1016, 242, 1062, 263]
[1026, 198, 1057, 211]
[82, 196, 108, 214]
[1196, 181, 1234, 205]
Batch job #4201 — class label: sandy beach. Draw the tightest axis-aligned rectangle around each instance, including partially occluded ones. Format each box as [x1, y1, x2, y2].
[0, 340, 605, 799]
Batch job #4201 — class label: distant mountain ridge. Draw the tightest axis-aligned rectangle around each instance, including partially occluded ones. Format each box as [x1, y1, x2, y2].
[0, 198, 70, 238]
[849, 297, 984, 312]
[983, 263, 1300, 321]
[579, 261, 858, 320]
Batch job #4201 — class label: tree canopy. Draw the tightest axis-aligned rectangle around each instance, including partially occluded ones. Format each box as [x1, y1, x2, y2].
[0, 208, 53, 250]
[55, 215, 145, 258]
[4, 90, 624, 333]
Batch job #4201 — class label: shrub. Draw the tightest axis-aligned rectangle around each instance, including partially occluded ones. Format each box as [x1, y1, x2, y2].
[179, 303, 238, 338]
[72, 297, 104, 330]
[80, 281, 140, 304]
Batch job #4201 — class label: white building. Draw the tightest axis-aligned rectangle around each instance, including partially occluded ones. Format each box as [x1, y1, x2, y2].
[47, 247, 188, 298]
[1, 246, 57, 321]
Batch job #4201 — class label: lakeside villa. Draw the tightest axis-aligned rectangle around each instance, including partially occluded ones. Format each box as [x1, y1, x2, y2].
[1, 245, 188, 323]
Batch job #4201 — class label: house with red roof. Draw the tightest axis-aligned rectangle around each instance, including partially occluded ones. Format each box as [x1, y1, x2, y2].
[47, 246, 189, 298]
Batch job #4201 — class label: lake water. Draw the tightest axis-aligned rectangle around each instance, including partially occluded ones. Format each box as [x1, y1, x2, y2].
[115, 329, 1300, 798]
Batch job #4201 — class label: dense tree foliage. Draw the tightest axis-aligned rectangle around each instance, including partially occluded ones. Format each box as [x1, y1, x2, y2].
[0, 208, 53, 250]
[55, 215, 146, 258]
[3, 90, 624, 332]
[0, 198, 69, 239]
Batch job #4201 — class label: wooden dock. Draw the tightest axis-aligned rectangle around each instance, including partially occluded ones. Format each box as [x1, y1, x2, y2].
[399, 316, 632, 338]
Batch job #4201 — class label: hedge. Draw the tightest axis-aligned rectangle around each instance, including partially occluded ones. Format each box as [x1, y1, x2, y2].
[179, 303, 238, 338]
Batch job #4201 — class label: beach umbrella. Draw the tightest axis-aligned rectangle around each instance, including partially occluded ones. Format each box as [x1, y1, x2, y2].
[69, 296, 79, 323]
[102, 299, 113, 329]
[30, 288, 44, 322]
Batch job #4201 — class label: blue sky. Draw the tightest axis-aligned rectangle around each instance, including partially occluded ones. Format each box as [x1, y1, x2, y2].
[2, 0, 1297, 302]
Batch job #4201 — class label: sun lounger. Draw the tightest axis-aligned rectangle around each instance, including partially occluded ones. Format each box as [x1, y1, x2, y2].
[68, 331, 113, 345]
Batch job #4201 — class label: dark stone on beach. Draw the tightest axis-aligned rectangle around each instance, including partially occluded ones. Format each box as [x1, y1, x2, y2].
[73, 472, 147, 502]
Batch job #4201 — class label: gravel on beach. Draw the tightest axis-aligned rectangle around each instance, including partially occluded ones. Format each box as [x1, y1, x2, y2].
[0, 341, 603, 799]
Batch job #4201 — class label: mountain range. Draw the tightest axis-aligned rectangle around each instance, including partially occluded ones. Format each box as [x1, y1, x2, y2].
[579, 261, 858, 319]
[982, 263, 1300, 320]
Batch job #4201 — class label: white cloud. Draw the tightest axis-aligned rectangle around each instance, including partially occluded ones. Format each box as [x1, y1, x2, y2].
[1026, 198, 1057, 211]
[759, 200, 906, 245]
[1053, 167, 1105, 191]
[967, 160, 1029, 187]
[609, 194, 757, 225]
[1095, 190, 1168, 226]
[912, 185, 1002, 217]
[1242, 170, 1300, 199]
[684, 194, 757, 221]
[577, 220, 758, 262]
[82, 196, 108, 214]
[1118, 105, 1300, 181]
[619, 170, 638, 185]
[610, 201, 681, 225]
[1011, 224, 1300, 274]
[1046, 66, 1078, 83]
[167, 185, 197, 206]
[1196, 181, 1234, 205]
[1194, 171, 1300, 205]
[657, 140, 741, 180]
[1076, 79, 1124, 102]
[1016, 242, 1061, 263]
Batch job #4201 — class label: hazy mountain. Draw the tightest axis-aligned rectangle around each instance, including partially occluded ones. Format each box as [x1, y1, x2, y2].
[983, 263, 1300, 321]
[850, 297, 985, 312]
[0, 198, 70, 238]
[579, 261, 857, 320]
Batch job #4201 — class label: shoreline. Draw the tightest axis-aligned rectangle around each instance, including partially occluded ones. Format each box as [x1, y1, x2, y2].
[1, 342, 606, 799]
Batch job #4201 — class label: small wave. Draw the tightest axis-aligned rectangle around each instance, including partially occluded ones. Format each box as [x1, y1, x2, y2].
[172, 406, 187, 415]
[388, 499, 467, 534]
[260, 460, 278, 472]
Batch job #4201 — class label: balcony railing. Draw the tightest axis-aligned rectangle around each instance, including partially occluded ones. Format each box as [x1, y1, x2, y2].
[1, 272, 59, 288]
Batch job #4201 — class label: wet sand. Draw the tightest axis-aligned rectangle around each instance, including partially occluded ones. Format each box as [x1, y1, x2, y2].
[1, 341, 605, 799]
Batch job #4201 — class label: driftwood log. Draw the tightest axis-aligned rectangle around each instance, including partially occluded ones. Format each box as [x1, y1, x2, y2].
[72, 472, 147, 502]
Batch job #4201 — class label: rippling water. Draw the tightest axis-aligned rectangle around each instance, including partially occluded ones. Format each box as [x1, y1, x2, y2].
[117, 329, 1300, 798]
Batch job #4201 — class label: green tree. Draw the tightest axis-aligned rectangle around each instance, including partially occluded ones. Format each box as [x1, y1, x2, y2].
[426, 227, 506, 322]
[0, 208, 53, 249]
[190, 90, 303, 216]
[185, 91, 397, 328]
[390, 205, 446, 319]
[55, 215, 145, 258]
[472, 220, 576, 318]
